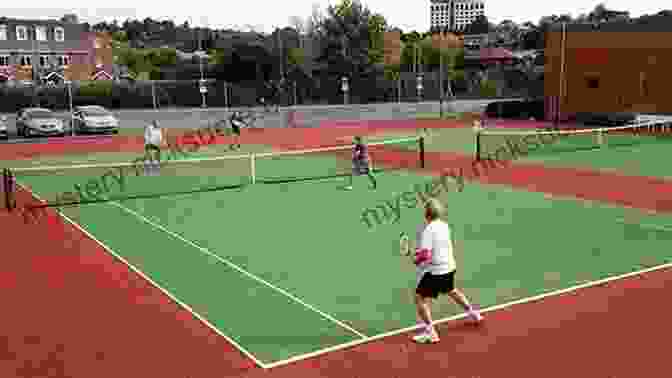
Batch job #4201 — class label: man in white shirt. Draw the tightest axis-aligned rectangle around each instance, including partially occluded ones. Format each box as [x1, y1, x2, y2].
[144, 120, 165, 176]
[412, 198, 483, 344]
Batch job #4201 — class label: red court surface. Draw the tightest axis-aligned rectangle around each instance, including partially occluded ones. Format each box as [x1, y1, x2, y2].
[2, 121, 670, 377]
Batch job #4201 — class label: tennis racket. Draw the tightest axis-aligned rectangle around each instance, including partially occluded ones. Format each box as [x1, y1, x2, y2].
[399, 232, 412, 256]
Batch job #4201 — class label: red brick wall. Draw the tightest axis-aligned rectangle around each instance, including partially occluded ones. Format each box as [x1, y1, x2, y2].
[546, 31, 672, 118]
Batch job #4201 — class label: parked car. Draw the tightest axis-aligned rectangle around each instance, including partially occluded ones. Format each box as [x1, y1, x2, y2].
[72, 106, 119, 135]
[16, 108, 66, 137]
[0, 116, 8, 139]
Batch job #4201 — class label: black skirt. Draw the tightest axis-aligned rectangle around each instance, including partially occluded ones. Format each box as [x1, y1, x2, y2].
[416, 271, 456, 299]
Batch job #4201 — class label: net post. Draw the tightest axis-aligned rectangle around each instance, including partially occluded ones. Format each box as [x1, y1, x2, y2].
[2, 168, 7, 211]
[597, 129, 604, 147]
[3, 168, 14, 212]
[475, 130, 481, 161]
[250, 154, 256, 185]
[419, 136, 425, 169]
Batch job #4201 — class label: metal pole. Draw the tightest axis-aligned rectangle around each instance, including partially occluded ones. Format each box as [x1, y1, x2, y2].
[397, 77, 401, 104]
[200, 60, 206, 108]
[557, 22, 567, 127]
[224, 81, 229, 109]
[440, 53, 444, 118]
[293, 81, 297, 106]
[67, 81, 74, 136]
[152, 80, 157, 110]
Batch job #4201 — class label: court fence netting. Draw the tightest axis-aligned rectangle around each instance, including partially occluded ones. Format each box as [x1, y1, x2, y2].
[475, 117, 672, 161]
[2, 136, 424, 212]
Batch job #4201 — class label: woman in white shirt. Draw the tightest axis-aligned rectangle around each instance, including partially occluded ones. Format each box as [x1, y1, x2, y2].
[144, 120, 165, 175]
[412, 197, 483, 344]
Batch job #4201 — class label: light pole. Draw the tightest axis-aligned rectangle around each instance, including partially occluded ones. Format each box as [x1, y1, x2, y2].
[195, 49, 207, 108]
[65, 80, 73, 135]
[341, 76, 349, 105]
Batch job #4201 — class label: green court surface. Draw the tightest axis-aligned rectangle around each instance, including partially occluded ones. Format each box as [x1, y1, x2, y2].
[418, 127, 672, 179]
[16, 158, 672, 366]
[517, 137, 672, 179]
[2, 143, 277, 170]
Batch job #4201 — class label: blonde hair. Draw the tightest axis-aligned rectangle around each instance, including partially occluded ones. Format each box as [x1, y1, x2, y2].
[424, 197, 444, 220]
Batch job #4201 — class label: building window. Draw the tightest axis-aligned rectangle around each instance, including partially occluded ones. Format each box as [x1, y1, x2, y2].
[58, 55, 70, 66]
[0, 55, 9, 66]
[0, 25, 6, 40]
[20, 55, 31, 66]
[54, 27, 64, 41]
[586, 76, 599, 89]
[36, 26, 47, 41]
[16, 26, 27, 40]
[39, 55, 49, 67]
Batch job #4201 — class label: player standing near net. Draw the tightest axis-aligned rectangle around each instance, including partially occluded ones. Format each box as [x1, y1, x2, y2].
[228, 111, 245, 150]
[412, 198, 482, 344]
[344, 136, 377, 190]
[144, 120, 165, 176]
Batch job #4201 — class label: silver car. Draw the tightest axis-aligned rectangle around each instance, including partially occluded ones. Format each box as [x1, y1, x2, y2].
[0, 115, 7, 139]
[16, 108, 66, 137]
[72, 106, 119, 135]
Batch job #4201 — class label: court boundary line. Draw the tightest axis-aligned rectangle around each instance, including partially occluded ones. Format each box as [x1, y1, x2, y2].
[109, 202, 368, 339]
[263, 261, 672, 369]
[15, 183, 269, 369]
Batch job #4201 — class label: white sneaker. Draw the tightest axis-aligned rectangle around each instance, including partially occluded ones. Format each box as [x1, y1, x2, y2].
[344, 186, 353, 190]
[412, 331, 440, 344]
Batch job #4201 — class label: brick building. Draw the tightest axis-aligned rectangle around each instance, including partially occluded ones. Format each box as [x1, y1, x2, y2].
[545, 18, 672, 121]
[0, 17, 113, 84]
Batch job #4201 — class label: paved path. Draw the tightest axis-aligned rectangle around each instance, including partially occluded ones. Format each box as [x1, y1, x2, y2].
[0, 99, 509, 142]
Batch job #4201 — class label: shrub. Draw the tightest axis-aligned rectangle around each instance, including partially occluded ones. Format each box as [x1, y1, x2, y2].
[479, 79, 498, 98]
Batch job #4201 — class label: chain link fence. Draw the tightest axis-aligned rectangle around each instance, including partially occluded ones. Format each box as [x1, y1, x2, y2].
[0, 68, 541, 114]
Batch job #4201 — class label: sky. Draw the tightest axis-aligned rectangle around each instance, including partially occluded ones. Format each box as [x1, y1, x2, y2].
[2, 2, 669, 33]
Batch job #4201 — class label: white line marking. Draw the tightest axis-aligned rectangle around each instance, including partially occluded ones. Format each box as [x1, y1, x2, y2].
[15, 183, 267, 369]
[264, 261, 672, 369]
[109, 201, 368, 341]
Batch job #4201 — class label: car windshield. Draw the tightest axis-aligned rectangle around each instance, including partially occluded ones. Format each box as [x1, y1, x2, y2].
[28, 111, 55, 118]
[81, 108, 110, 116]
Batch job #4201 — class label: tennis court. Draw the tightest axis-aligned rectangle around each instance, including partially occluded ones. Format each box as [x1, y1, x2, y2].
[6, 133, 672, 368]
[412, 117, 672, 179]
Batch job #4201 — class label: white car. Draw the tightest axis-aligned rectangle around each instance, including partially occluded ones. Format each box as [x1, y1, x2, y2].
[16, 108, 66, 138]
[0, 115, 7, 139]
[72, 106, 119, 135]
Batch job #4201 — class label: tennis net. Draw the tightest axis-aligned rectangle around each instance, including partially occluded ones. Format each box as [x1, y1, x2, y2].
[3, 136, 424, 210]
[475, 118, 672, 161]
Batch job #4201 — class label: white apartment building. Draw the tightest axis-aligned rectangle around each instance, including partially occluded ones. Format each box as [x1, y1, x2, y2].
[430, 0, 485, 31]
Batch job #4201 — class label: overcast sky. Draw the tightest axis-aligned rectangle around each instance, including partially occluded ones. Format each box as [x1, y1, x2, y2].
[2, 2, 668, 33]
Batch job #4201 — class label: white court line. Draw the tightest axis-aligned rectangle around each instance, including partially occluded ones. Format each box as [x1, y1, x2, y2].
[15, 183, 267, 369]
[264, 260, 672, 369]
[109, 202, 368, 342]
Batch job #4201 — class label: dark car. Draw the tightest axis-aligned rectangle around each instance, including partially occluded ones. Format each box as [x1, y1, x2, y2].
[16, 108, 66, 137]
[72, 105, 119, 135]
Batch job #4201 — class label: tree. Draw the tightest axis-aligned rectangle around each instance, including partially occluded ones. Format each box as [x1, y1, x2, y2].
[313, 0, 388, 78]
[464, 15, 491, 35]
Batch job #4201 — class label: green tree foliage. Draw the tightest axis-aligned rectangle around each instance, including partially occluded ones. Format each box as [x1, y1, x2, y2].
[313, 0, 389, 77]
[114, 44, 178, 79]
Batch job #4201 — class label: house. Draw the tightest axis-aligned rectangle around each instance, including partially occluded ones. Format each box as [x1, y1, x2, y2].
[0, 17, 113, 84]
[545, 15, 672, 121]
